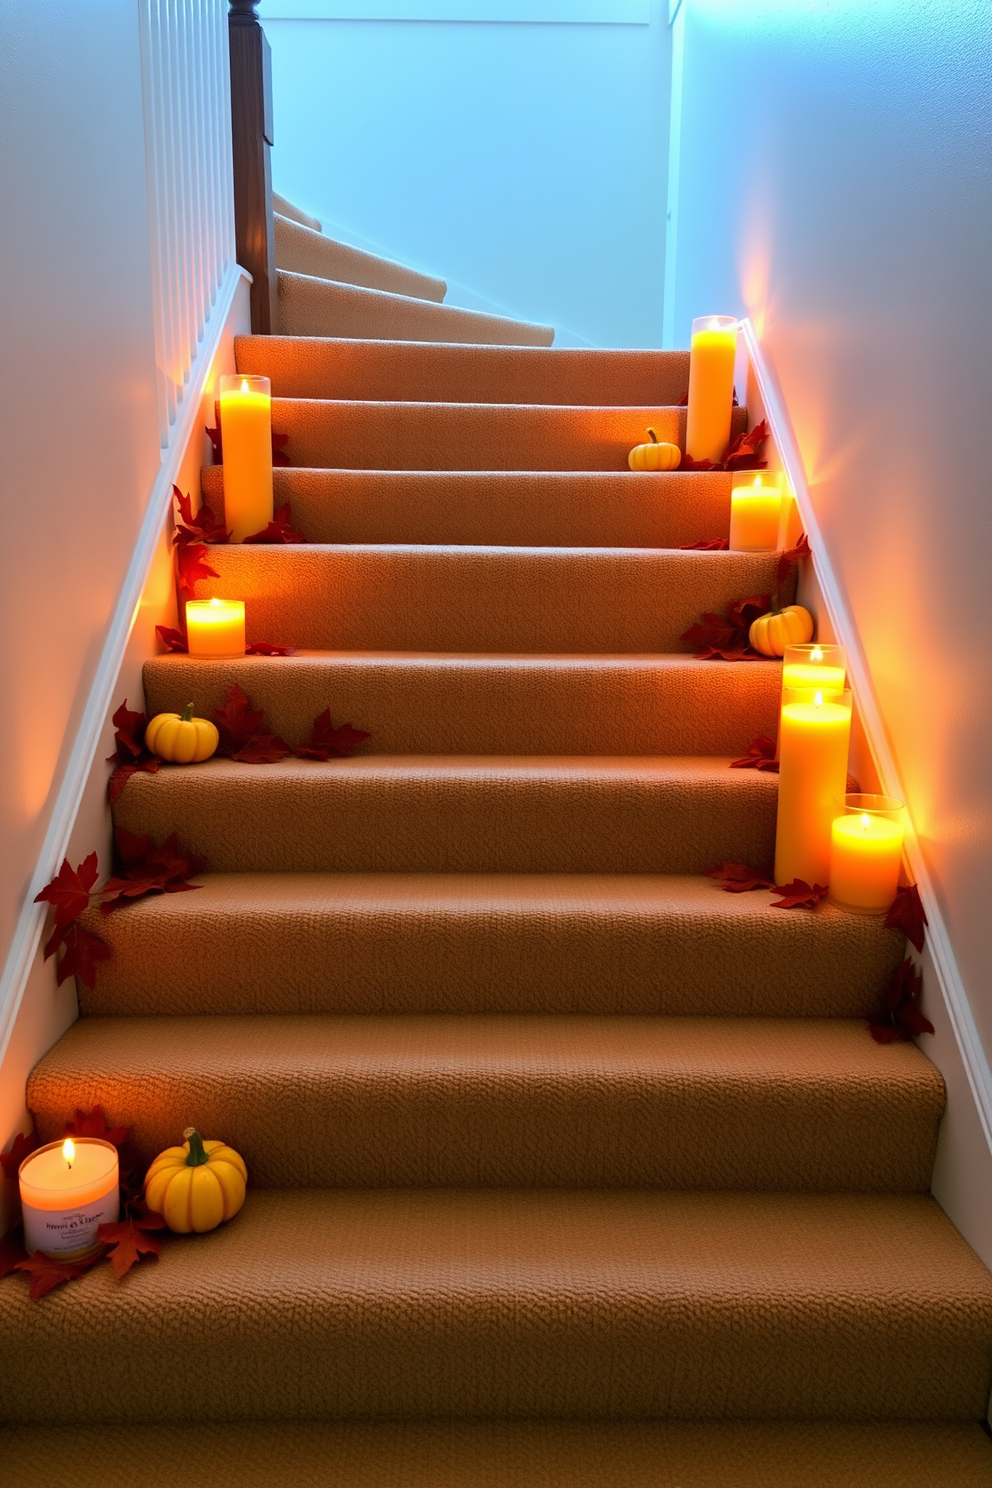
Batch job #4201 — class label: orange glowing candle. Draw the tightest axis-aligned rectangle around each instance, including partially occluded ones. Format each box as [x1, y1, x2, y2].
[729, 471, 784, 551]
[185, 598, 245, 658]
[829, 795, 904, 914]
[219, 373, 273, 542]
[686, 315, 738, 464]
[19, 1137, 119, 1260]
[775, 688, 853, 888]
[781, 643, 847, 697]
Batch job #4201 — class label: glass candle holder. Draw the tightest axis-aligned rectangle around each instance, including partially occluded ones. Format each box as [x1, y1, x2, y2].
[218, 373, 273, 542]
[829, 794, 905, 915]
[781, 643, 847, 697]
[19, 1138, 120, 1260]
[729, 471, 784, 552]
[186, 598, 246, 658]
[775, 687, 853, 889]
[686, 315, 738, 464]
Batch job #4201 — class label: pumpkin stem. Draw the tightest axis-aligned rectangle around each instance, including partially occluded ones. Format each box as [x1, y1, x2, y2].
[183, 1127, 210, 1167]
[181, 702, 195, 723]
[646, 428, 658, 443]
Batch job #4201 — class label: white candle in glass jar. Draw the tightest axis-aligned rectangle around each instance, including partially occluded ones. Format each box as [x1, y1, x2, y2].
[19, 1138, 119, 1260]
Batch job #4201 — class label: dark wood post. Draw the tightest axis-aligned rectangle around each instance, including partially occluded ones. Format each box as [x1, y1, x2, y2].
[229, 0, 278, 333]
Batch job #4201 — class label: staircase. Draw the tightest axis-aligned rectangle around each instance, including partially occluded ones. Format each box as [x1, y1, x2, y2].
[3, 205, 992, 1486]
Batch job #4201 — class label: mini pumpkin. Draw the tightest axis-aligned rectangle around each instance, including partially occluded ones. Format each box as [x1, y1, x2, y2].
[145, 702, 219, 763]
[144, 1128, 247, 1234]
[749, 604, 815, 657]
[628, 428, 681, 472]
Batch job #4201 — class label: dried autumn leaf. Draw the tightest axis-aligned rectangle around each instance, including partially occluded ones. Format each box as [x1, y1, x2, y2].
[730, 734, 780, 772]
[155, 625, 188, 653]
[97, 1218, 162, 1280]
[243, 502, 307, 545]
[35, 854, 100, 941]
[0, 1130, 39, 1184]
[723, 418, 770, 472]
[106, 700, 160, 803]
[771, 879, 829, 909]
[177, 541, 221, 597]
[100, 827, 206, 912]
[293, 708, 371, 761]
[776, 531, 812, 587]
[173, 486, 229, 546]
[65, 1105, 132, 1148]
[681, 593, 770, 662]
[54, 924, 113, 990]
[679, 538, 730, 551]
[885, 883, 928, 954]
[680, 454, 720, 472]
[245, 640, 296, 656]
[869, 957, 935, 1043]
[213, 684, 291, 763]
[704, 862, 775, 893]
[14, 1252, 99, 1300]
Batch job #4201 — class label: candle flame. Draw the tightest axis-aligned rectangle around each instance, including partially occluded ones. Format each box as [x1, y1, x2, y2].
[753, 476, 762, 488]
[209, 597, 224, 608]
[62, 1138, 75, 1169]
[240, 377, 250, 395]
[707, 317, 720, 331]
[860, 813, 872, 832]
[814, 691, 824, 708]
[811, 647, 823, 662]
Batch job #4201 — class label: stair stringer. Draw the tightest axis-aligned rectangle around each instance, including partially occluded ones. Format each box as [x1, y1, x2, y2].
[738, 317, 992, 1287]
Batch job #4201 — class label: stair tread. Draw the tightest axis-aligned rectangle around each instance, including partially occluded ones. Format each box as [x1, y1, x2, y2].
[79, 870, 905, 1022]
[4, 1420, 992, 1487]
[3, 1189, 991, 1424]
[236, 334, 689, 405]
[29, 1014, 942, 1191]
[278, 271, 554, 347]
[200, 465, 735, 547]
[274, 216, 447, 303]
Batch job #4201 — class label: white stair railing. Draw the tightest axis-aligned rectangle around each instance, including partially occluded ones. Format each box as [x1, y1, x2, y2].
[138, 0, 237, 447]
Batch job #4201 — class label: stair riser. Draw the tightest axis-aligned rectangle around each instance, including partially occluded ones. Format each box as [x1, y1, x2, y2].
[200, 466, 734, 548]
[79, 888, 908, 1021]
[187, 547, 789, 654]
[111, 767, 779, 875]
[278, 272, 554, 347]
[274, 217, 446, 303]
[271, 398, 746, 471]
[143, 656, 781, 757]
[236, 335, 690, 406]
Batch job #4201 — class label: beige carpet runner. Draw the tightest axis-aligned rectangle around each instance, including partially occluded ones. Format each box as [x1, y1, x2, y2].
[2, 202, 991, 1484]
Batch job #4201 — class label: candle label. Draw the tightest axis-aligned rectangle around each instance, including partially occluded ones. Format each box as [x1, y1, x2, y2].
[22, 1186, 120, 1260]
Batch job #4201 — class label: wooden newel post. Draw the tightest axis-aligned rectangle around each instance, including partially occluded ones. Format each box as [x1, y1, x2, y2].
[228, 0, 278, 333]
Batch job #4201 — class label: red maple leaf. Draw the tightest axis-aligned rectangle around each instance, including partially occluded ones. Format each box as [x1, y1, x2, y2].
[35, 854, 100, 945]
[176, 541, 221, 597]
[54, 924, 113, 989]
[680, 454, 720, 472]
[213, 684, 291, 763]
[100, 827, 206, 912]
[64, 1105, 132, 1148]
[155, 625, 188, 653]
[172, 486, 229, 546]
[730, 734, 780, 772]
[704, 862, 775, 893]
[105, 700, 160, 803]
[681, 593, 770, 661]
[776, 531, 812, 587]
[771, 879, 828, 909]
[723, 418, 769, 472]
[885, 883, 928, 954]
[0, 1129, 39, 1183]
[246, 640, 296, 656]
[98, 1215, 163, 1280]
[869, 957, 935, 1043]
[206, 405, 290, 466]
[679, 538, 730, 550]
[14, 1252, 99, 1300]
[243, 502, 307, 545]
[292, 708, 371, 761]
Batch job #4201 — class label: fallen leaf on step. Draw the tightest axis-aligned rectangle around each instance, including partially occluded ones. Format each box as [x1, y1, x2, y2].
[679, 538, 730, 550]
[243, 502, 307, 544]
[869, 957, 934, 1042]
[100, 827, 207, 913]
[682, 594, 770, 661]
[35, 853, 100, 940]
[14, 1252, 100, 1301]
[679, 455, 721, 472]
[246, 640, 297, 656]
[723, 418, 769, 472]
[704, 862, 775, 893]
[206, 406, 291, 466]
[106, 700, 161, 803]
[173, 486, 229, 546]
[293, 708, 371, 761]
[98, 1217, 163, 1280]
[730, 735, 780, 772]
[53, 924, 113, 989]
[213, 684, 291, 763]
[884, 883, 928, 954]
[1, 1130, 40, 1184]
[176, 541, 221, 598]
[65, 1105, 132, 1149]
[155, 625, 188, 653]
[770, 880, 829, 909]
[776, 532, 812, 587]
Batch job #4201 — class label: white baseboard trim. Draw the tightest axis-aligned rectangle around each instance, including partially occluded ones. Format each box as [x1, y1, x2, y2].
[739, 316, 992, 1175]
[0, 263, 249, 1076]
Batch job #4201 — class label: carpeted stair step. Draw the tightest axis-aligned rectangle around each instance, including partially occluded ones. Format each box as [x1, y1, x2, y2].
[200, 466, 734, 547]
[2, 1188, 991, 1424]
[4, 1421, 992, 1488]
[269, 396, 746, 470]
[77, 872, 906, 1021]
[144, 653, 782, 757]
[236, 335, 689, 406]
[111, 756, 778, 874]
[187, 546, 789, 653]
[274, 216, 447, 302]
[278, 271, 554, 346]
[272, 191, 321, 230]
[28, 1014, 942, 1192]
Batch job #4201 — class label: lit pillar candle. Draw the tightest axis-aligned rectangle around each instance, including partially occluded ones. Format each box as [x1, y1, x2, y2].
[186, 598, 245, 658]
[685, 315, 738, 464]
[781, 643, 847, 697]
[219, 373, 273, 542]
[829, 794, 905, 914]
[19, 1138, 119, 1260]
[775, 688, 853, 887]
[729, 472, 784, 551]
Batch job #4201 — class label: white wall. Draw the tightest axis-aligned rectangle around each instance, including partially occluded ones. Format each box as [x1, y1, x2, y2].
[668, 0, 992, 1244]
[264, 4, 672, 347]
